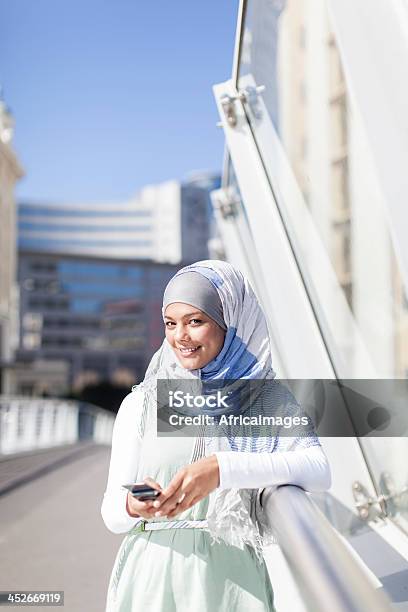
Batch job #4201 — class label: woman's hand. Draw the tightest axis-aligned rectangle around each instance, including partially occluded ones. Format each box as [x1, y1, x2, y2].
[126, 477, 163, 520]
[152, 455, 220, 519]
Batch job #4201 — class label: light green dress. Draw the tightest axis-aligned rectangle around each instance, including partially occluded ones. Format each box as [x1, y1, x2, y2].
[105, 424, 275, 611]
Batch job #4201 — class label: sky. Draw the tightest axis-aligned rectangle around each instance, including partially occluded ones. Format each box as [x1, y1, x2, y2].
[0, 1, 238, 203]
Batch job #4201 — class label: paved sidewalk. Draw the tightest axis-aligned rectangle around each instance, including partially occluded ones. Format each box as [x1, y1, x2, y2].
[0, 445, 123, 612]
[0, 443, 100, 496]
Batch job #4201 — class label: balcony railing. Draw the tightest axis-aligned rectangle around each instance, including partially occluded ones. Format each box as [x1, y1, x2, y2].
[258, 485, 393, 612]
[0, 396, 114, 455]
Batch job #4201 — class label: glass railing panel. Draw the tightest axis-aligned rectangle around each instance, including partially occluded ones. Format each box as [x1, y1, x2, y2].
[236, 0, 408, 525]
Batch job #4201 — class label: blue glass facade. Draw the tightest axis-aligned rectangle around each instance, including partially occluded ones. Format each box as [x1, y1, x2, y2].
[17, 252, 178, 386]
[19, 238, 152, 251]
[19, 204, 152, 217]
[19, 222, 152, 233]
[181, 173, 221, 262]
[58, 261, 145, 279]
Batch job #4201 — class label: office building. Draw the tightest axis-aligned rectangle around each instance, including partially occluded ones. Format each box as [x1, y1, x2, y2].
[16, 252, 179, 393]
[0, 97, 23, 392]
[18, 173, 220, 264]
[15, 171, 220, 393]
[274, 0, 408, 375]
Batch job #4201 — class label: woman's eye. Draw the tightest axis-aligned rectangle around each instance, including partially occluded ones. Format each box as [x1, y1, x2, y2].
[165, 319, 202, 327]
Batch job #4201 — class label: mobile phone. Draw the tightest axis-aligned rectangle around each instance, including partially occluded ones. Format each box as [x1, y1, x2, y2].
[122, 483, 161, 501]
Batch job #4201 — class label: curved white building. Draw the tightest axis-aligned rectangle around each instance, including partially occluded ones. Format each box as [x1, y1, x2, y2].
[18, 173, 220, 264]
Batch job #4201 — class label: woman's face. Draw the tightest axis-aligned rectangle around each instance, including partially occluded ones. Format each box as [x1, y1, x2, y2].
[164, 302, 226, 370]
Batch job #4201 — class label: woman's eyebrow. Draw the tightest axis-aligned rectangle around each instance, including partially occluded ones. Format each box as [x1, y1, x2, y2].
[164, 312, 203, 320]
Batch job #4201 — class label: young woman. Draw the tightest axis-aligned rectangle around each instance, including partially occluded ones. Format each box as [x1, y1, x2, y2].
[101, 260, 331, 611]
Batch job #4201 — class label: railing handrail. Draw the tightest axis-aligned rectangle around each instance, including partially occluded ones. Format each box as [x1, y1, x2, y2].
[0, 395, 115, 455]
[259, 485, 393, 612]
[0, 395, 113, 415]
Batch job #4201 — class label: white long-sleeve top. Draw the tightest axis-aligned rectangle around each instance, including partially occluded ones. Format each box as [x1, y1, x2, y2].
[101, 392, 331, 534]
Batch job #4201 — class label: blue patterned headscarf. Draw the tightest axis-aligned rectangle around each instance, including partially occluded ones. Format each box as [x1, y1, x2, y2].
[169, 261, 275, 382]
[136, 259, 316, 448]
[159, 260, 276, 419]
[137, 259, 316, 440]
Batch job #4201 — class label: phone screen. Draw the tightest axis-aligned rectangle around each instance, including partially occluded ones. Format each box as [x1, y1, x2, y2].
[122, 483, 161, 500]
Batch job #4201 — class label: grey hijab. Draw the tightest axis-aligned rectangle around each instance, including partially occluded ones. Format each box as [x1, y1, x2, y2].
[163, 271, 227, 330]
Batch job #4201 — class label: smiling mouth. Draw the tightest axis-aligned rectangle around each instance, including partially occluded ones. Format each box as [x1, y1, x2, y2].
[178, 346, 201, 355]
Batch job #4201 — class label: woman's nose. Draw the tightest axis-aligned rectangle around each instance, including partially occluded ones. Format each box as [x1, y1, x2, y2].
[174, 324, 190, 341]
